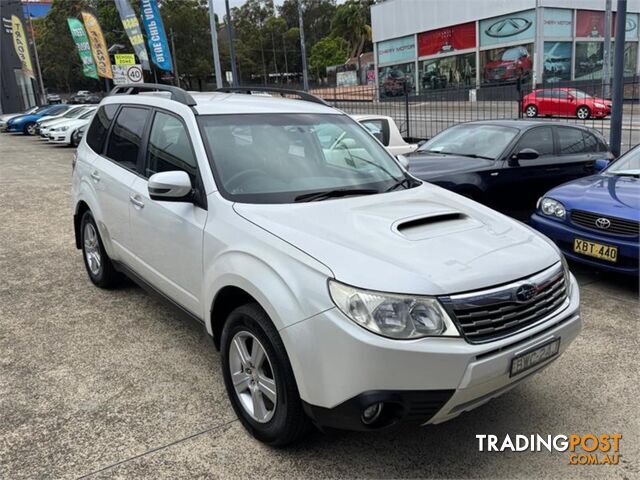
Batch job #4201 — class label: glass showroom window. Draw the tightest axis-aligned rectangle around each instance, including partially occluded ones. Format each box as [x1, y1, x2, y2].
[480, 44, 533, 85]
[575, 42, 638, 80]
[418, 53, 475, 91]
[543, 42, 572, 82]
[378, 62, 416, 99]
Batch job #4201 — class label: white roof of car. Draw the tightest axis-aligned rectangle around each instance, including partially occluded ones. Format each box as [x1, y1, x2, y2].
[104, 90, 340, 116]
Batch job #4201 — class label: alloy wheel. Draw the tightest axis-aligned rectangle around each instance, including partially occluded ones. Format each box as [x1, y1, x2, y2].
[83, 222, 102, 276]
[26, 124, 36, 135]
[577, 107, 590, 120]
[228, 331, 277, 423]
[525, 106, 537, 117]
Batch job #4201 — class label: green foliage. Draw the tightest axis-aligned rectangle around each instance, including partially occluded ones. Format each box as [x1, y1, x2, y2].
[309, 36, 349, 77]
[330, 0, 373, 57]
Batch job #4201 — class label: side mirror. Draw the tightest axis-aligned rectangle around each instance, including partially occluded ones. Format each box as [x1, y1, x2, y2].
[396, 154, 410, 169]
[517, 148, 539, 160]
[148, 171, 193, 202]
[594, 158, 610, 172]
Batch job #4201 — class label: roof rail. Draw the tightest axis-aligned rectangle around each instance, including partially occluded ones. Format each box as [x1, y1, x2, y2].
[215, 86, 330, 106]
[110, 83, 197, 107]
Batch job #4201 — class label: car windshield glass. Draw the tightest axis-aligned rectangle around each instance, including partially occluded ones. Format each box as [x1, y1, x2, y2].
[502, 49, 521, 61]
[417, 124, 518, 159]
[607, 147, 640, 175]
[198, 113, 409, 204]
[63, 107, 87, 119]
[79, 109, 96, 119]
[571, 90, 592, 99]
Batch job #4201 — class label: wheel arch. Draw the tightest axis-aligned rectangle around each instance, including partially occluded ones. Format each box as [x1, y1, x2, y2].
[74, 200, 91, 249]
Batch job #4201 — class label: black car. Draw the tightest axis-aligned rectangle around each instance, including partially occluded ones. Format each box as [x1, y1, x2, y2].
[406, 120, 614, 216]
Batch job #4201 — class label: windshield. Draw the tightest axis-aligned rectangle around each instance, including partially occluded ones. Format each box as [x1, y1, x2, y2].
[198, 113, 410, 204]
[502, 49, 523, 61]
[417, 124, 519, 159]
[79, 109, 96, 119]
[63, 107, 88, 119]
[607, 146, 640, 175]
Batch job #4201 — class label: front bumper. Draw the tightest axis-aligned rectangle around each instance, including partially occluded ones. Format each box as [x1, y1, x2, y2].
[531, 213, 639, 275]
[5, 124, 23, 133]
[281, 275, 581, 430]
[47, 131, 71, 144]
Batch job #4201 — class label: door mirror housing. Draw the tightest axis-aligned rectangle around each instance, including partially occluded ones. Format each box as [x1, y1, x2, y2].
[148, 171, 193, 202]
[396, 154, 410, 169]
[509, 148, 539, 166]
[594, 158, 610, 172]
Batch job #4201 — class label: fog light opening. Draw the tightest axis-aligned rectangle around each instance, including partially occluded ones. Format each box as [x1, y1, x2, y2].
[361, 402, 384, 425]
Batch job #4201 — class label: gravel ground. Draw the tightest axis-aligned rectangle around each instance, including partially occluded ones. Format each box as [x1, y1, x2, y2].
[0, 132, 638, 479]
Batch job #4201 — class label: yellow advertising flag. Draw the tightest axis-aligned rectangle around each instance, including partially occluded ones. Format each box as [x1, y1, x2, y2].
[81, 11, 113, 79]
[11, 15, 34, 79]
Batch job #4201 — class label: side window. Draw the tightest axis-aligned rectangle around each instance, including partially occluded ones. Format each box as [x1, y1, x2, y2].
[145, 111, 198, 179]
[86, 104, 118, 153]
[516, 127, 554, 156]
[581, 131, 599, 153]
[361, 119, 390, 146]
[106, 107, 150, 170]
[557, 127, 588, 154]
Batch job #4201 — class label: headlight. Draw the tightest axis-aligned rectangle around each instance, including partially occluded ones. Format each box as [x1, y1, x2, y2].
[594, 102, 605, 108]
[539, 197, 566, 219]
[328, 280, 459, 339]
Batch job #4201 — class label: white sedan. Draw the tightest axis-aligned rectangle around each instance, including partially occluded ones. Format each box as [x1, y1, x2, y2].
[47, 107, 97, 146]
[351, 114, 420, 155]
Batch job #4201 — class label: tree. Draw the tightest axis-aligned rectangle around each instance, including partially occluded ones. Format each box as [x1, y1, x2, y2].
[309, 36, 348, 79]
[330, 0, 373, 59]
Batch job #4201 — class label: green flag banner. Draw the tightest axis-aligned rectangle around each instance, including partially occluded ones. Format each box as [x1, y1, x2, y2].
[67, 17, 99, 80]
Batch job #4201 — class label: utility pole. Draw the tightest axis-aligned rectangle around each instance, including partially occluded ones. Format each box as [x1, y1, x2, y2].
[25, 5, 46, 103]
[603, 0, 612, 98]
[208, 0, 223, 88]
[225, 0, 239, 86]
[170, 27, 179, 87]
[282, 34, 289, 84]
[610, 0, 627, 157]
[297, 0, 309, 90]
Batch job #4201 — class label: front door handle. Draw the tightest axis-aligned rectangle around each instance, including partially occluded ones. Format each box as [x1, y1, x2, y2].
[90, 171, 100, 182]
[129, 194, 145, 209]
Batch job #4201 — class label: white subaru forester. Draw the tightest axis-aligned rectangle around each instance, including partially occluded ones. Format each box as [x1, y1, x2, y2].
[72, 84, 581, 446]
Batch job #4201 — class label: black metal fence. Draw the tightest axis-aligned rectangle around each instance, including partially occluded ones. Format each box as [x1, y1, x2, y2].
[297, 77, 640, 153]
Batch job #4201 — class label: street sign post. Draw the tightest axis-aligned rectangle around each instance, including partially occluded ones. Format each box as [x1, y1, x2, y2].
[112, 64, 143, 84]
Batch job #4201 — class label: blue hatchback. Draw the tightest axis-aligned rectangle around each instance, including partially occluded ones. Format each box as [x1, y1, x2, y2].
[531, 148, 640, 275]
[5, 104, 70, 135]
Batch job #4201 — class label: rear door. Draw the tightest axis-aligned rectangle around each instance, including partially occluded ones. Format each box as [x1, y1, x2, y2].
[552, 126, 600, 182]
[127, 109, 207, 316]
[90, 105, 151, 262]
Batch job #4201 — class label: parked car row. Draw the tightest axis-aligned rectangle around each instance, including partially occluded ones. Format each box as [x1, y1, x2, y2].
[1, 103, 95, 146]
[405, 119, 638, 275]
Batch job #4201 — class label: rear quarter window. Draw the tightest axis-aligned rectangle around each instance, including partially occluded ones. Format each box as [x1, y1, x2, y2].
[86, 105, 118, 154]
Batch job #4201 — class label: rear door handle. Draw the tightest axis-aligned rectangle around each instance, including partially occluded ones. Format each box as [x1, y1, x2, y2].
[90, 171, 100, 182]
[129, 194, 145, 209]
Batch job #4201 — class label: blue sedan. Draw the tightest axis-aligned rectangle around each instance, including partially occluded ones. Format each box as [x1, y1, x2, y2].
[5, 104, 71, 135]
[531, 148, 639, 275]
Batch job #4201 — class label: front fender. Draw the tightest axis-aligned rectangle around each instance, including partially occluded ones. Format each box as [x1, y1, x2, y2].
[204, 248, 333, 335]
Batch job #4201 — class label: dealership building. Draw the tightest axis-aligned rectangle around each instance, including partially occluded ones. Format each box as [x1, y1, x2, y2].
[371, 0, 640, 97]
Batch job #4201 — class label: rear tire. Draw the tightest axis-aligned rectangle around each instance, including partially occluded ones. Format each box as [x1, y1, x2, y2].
[524, 105, 537, 117]
[221, 303, 310, 446]
[80, 211, 120, 288]
[576, 106, 590, 120]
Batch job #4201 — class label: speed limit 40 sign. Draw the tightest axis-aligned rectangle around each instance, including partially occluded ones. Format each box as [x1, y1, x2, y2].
[112, 64, 143, 85]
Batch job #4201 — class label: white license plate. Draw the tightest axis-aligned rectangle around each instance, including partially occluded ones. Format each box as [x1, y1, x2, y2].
[510, 338, 560, 377]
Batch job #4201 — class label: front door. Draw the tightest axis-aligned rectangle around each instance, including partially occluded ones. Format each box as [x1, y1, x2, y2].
[127, 110, 207, 316]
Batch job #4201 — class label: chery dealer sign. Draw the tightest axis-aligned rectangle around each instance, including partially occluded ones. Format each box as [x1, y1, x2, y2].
[418, 22, 476, 57]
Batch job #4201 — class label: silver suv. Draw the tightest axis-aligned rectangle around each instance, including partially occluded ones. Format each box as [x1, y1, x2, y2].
[72, 84, 581, 446]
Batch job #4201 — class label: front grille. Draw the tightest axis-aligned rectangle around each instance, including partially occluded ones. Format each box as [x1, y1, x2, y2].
[440, 264, 568, 344]
[571, 210, 639, 237]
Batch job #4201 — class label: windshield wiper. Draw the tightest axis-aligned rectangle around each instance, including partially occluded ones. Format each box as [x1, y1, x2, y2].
[385, 176, 416, 192]
[294, 188, 379, 203]
[423, 150, 493, 160]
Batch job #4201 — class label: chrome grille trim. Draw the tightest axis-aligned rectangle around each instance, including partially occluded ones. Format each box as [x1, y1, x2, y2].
[440, 263, 569, 344]
[571, 210, 639, 237]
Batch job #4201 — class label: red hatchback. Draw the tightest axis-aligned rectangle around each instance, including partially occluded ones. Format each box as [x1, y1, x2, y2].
[522, 88, 612, 120]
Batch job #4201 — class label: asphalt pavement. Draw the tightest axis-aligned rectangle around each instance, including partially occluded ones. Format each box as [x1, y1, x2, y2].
[0, 132, 638, 479]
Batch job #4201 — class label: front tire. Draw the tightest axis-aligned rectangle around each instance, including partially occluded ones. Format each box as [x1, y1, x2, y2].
[576, 106, 591, 120]
[221, 303, 310, 446]
[80, 211, 120, 288]
[525, 105, 538, 117]
[24, 122, 36, 135]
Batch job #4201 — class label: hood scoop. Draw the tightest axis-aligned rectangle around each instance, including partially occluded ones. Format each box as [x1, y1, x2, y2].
[394, 211, 479, 240]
